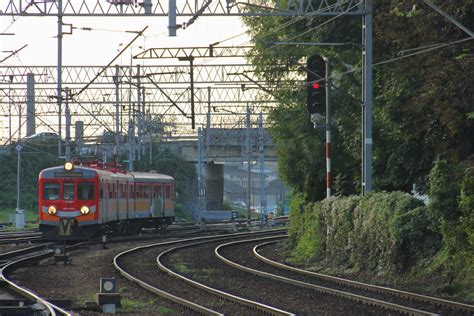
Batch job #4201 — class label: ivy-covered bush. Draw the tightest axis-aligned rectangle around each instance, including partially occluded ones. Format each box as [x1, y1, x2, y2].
[289, 192, 440, 275]
[460, 167, 474, 249]
[288, 193, 326, 263]
[425, 161, 474, 296]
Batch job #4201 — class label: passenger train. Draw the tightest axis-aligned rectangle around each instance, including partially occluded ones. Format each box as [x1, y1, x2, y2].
[38, 160, 175, 239]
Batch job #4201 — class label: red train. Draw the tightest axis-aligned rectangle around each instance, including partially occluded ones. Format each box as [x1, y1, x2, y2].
[38, 160, 175, 239]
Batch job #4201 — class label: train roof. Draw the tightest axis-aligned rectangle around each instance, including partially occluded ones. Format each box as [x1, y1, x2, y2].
[131, 171, 174, 183]
[39, 165, 101, 179]
[39, 165, 173, 183]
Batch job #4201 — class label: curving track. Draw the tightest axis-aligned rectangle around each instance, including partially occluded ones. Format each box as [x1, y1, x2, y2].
[116, 230, 411, 315]
[114, 230, 292, 315]
[217, 236, 474, 316]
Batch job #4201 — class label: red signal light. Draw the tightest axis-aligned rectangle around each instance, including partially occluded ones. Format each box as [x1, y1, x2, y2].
[312, 83, 320, 89]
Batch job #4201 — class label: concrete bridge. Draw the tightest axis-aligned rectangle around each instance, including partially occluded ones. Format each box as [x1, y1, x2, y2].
[159, 128, 276, 163]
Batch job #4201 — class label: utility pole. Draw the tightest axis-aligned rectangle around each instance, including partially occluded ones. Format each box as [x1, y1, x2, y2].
[168, 0, 177, 36]
[136, 64, 142, 157]
[114, 65, 120, 160]
[258, 112, 266, 225]
[197, 127, 203, 216]
[206, 86, 211, 157]
[246, 104, 252, 224]
[16, 146, 21, 212]
[128, 119, 134, 171]
[178, 56, 195, 129]
[325, 60, 331, 198]
[65, 87, 71, 161]
[15, 143, 24, 228]
[362, 0, 373, 194]
[57, 0, 63, 157]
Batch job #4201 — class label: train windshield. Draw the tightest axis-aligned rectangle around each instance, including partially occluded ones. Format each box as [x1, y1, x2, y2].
[43, 183, 60, 200]
[64, 182, 75, 200]
[78, 182, 95, 200]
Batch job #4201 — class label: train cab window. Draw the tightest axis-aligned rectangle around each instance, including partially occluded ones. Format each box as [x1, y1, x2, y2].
[43, 183, 60, 200]
[64, 182, 75, 200]
[166, 185, 170, 198]
[78, 182, 95, 200]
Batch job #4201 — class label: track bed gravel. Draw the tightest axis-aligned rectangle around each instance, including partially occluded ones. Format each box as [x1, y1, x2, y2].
[162, 238, 399, 315]
[9, 241, 193, 315]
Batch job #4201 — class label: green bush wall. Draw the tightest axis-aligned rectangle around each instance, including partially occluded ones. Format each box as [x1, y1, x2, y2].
[288, 192, 440, 275]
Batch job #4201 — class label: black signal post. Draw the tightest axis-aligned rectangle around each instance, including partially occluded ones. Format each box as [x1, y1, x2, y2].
[307, 55, 326, 116]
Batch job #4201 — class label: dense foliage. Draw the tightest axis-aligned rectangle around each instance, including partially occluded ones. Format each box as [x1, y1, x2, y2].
[0, 141, 61, 213]
[427, 160, 474, 296]
[288, 192, 440, 274]
[243, 0, 474, 198]
[243, 0, 474, 299]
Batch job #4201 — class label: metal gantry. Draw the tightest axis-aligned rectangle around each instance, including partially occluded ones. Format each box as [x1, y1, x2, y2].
[0, 63, 280, 143]
[1, 0, 365, 17]
[1, 0, 373, 193]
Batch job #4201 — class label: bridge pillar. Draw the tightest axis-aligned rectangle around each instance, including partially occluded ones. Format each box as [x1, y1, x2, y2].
[203, 162, 223, 211]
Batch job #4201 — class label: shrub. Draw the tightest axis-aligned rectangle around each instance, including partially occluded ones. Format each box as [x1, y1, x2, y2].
[288, 192, 439, 275]
[460, 167, 474, 248]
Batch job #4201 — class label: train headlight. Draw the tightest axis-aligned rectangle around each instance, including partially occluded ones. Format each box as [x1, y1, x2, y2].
[47, 205, 57, 215]
[80, 206, 90, 215]
[64, 161, 74, 171]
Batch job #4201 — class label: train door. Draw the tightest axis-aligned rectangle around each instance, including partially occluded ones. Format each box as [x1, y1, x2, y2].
[100, 181, 107, 223]
[129, 182, 137, 218]
[125, 181, 130, 219]
[151, 185, 163, 218]
[164, 184, 171, 217]
[115, 180, 120, 220]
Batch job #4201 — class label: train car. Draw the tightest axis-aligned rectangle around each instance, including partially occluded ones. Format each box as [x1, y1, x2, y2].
[39, 160, 175, 239]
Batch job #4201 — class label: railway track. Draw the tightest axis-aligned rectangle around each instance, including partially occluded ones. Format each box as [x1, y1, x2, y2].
[217, 236, 474, 316]
[2, 224, 264, 315]
[116, 229, 408, 315]
[114, 230, 292, 315]
[0, 242, 72, 315]
[0, 231, 42, 245]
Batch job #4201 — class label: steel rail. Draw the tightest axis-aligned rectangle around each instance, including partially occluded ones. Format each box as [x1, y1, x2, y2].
[0, 247, 72, 316]
[156, 234, 295, 316]
[113, 229, 287, 315]
[215, 236, 438, 316]
[114, 241, 223, 316]
[254, 240, 474, 314]
[0, 243, 53, 262]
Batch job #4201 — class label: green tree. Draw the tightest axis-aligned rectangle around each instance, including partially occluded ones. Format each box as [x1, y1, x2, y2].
[0, 141, 61, 213]
[242, 0, 474, 199]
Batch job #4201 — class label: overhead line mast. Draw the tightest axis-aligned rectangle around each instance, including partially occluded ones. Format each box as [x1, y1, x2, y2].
[2, 0, 372, 192]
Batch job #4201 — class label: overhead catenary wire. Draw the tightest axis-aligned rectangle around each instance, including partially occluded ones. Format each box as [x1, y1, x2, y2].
[308, 36, 474, 85]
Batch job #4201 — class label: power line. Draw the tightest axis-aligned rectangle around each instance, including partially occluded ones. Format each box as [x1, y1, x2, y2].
[308, 36, 473, 85]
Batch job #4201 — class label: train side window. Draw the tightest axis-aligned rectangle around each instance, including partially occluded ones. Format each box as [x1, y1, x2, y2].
[43, 183, 60, 200]
[64, 182, 75, 200]
[78, 182, 95, 200]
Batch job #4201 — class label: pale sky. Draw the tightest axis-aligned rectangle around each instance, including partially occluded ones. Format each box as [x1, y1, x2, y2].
[1, 12, 249, 66]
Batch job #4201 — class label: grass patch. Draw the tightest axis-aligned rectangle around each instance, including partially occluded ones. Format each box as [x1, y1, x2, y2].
[171, 255, 218, 282]
[0, 208, 38, 227]
[73, 293, 96, 308]
[120, 298, 174, 314]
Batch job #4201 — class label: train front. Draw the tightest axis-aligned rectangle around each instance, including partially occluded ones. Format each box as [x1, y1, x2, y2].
[38, 162, 99, 239]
